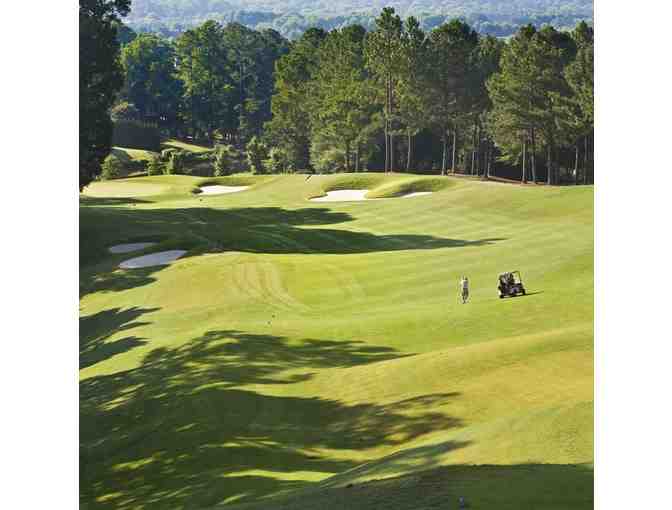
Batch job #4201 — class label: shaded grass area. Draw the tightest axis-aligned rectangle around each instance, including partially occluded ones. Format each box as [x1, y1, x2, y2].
[226, 463, 593, 510]
[79, 203, 503, 298]
[80, 329, 458, 509]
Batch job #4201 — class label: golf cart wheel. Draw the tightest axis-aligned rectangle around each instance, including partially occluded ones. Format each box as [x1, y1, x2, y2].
[521, 288, 526, 295]
[499, 294, 504, 299]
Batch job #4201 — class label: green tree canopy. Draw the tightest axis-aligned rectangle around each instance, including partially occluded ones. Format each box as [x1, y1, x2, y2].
[79, 0, 131, 189]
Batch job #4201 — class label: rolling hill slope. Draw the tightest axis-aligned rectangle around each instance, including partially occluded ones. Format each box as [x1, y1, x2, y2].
[80, 174, 593, 509]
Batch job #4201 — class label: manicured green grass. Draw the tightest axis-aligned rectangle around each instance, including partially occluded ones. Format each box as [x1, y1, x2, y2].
[197, 174, 276, 189]
[112, 147, 159, 162]
[79, 174, 593, 509]
[305, 173, 457, 199]
[162, 138, 214, 153]
[365, 175, 456, 198]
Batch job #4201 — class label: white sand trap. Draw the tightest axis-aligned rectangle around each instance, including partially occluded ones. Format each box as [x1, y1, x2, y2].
[310, 189, 370, 202]
[199, 185, 250, 195]
[119, 250, 187, 269]
[403, 192, 433, 198]
[109, 242, 157, 254]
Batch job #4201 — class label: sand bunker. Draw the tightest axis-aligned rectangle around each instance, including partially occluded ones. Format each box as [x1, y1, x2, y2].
[403, 192, 433, 198]
[199, 185, 250, 195]
[119, 250, 187, 269]
[310, 189, 433, 202]
[310, 190, 370, 202]
[109, 242, 157, 254]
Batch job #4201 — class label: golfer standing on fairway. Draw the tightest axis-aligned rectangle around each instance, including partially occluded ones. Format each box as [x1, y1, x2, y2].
[460, 276, 469, 304]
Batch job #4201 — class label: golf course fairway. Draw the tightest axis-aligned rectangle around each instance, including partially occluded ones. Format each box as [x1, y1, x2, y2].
[80, 173, 593, 509]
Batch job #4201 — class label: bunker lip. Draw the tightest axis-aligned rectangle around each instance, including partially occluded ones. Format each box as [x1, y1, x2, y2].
[198, 185, 250, 195]
[309, 189, 434, 202]
[109, 242, 157, 254]
[403, 191, 433, 198]
[310, 189, 370, 202]
[119, 250, 187, 269]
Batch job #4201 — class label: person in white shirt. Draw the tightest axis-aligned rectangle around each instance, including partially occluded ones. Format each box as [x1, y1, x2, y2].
[460, 276, 469, 304]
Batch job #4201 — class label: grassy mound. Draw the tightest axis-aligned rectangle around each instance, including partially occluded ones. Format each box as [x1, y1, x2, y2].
[111, 147, 159, 163]
[307, 173, 456, 200]
[162, 138, 214, 154]
[365, 176, 456, 198]
[196, 174, 273, 190]
[306, 173, 390, 199]
[80, 173, 593, 509]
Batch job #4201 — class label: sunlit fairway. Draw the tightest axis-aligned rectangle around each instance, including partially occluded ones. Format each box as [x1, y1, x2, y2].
[80, 173, 593, 509]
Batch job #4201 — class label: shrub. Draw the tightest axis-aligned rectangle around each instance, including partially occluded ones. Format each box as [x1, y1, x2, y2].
[213, 145, 236, 176]
[245, 136, 268, 174]
[165, 151, 186, 175]
[110, 101, 140, 122]
[100, 155, 123, 180]
[310, 146, 346, 174]
[147, 155, 164, 176]
[160, 148, 178, 162]
[264, 147, 292, 174]
[111, 120, 161, 151]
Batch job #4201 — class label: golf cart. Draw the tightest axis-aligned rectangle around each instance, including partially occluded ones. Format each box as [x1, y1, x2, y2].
[498, 271, 526, 298]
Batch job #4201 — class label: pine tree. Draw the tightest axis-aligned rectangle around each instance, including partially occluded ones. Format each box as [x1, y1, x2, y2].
[425, 20, 479, 174]
[398, 17, 429, 172]
[365, 7, 403, 172]
[563, 22, 594, 184]
[309, 26, 376, 172]
[265, 28, 327, 171]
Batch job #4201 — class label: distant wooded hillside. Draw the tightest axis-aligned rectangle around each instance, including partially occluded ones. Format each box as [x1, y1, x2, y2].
[127, 0, 593, 39]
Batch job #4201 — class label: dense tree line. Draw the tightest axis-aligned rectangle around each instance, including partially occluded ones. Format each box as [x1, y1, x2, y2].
[117, 22, 289, 144]
[80, 4, 593, 185]
[265, 8, 593, 183]
[79, 0, 131, 189]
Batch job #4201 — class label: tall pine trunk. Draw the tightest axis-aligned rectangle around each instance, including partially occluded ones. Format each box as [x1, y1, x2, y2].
[384, 77, 390, 173]
[441, 134, 448, 175]
[522, 135, 527, 183]
[583, 134, 589, 184]
[345, 141, 351, 172]
[384, 120, 389, 173]
[389, 78, 395, 172]
[574, 142, 579, 185]
[407, 131, 412, 172]
[471, 122, 477, 175]
[451, 129, 457, 173]
[488, 141, 493, 178]
[390, 134, 395, 172]
[355, 143, 360, 172]
[530, 128, 537, 183]
[546, 143, 552, 185]
[476, 124, 482, 176]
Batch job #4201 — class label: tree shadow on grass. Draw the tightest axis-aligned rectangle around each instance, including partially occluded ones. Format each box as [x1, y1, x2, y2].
[80, 204, 507, 296]
[80, 307, 159, 369]
[80, 196, 150, 207]
[80, 266, 163, 299]
[234, 463, 593, 510]
[80, 330, 462, 509]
